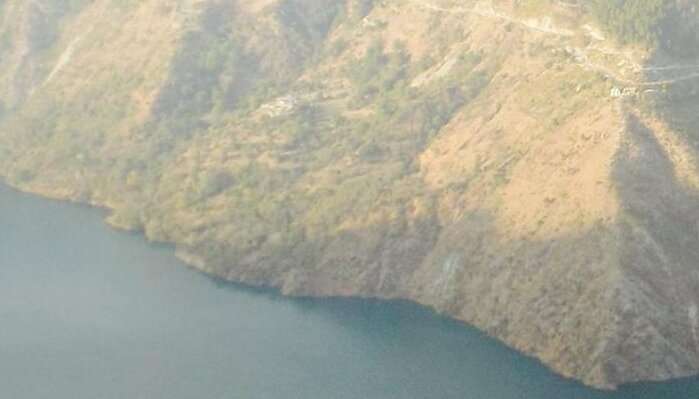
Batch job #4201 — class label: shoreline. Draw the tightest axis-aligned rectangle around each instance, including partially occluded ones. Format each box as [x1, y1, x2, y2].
[3, 178, 698, 391]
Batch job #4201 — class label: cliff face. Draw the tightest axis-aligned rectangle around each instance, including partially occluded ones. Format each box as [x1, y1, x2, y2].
[2, 0, 699, 389]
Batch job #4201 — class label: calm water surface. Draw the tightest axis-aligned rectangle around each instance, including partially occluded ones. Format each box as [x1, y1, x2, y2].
[1, 184, 698, 399]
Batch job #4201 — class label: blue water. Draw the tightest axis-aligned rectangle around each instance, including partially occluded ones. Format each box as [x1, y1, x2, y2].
[1, 183, 698, 398]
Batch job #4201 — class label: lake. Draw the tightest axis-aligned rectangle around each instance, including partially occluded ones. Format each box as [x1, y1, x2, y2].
[1, 183, 698, 398]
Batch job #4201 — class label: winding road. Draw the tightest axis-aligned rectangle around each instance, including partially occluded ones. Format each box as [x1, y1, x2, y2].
[406, 0, 699, 89]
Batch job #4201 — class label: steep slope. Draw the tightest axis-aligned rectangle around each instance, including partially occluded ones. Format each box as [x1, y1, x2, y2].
[2, 0, 699, 389]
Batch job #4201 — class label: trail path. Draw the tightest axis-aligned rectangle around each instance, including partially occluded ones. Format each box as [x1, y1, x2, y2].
[45, 36, 81, 84]
[406, 0, 699, 88]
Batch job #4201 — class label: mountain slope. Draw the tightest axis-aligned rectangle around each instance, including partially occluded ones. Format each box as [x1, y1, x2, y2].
[2, 0, 699, 389]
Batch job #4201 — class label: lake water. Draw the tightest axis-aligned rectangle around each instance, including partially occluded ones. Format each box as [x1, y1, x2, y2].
[1, 183, 698, 399]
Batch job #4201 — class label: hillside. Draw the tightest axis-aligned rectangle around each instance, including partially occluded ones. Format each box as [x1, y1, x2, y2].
[2, 0, 699, 389]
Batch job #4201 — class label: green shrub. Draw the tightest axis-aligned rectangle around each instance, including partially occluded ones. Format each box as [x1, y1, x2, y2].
[588, 0, 699, 56]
